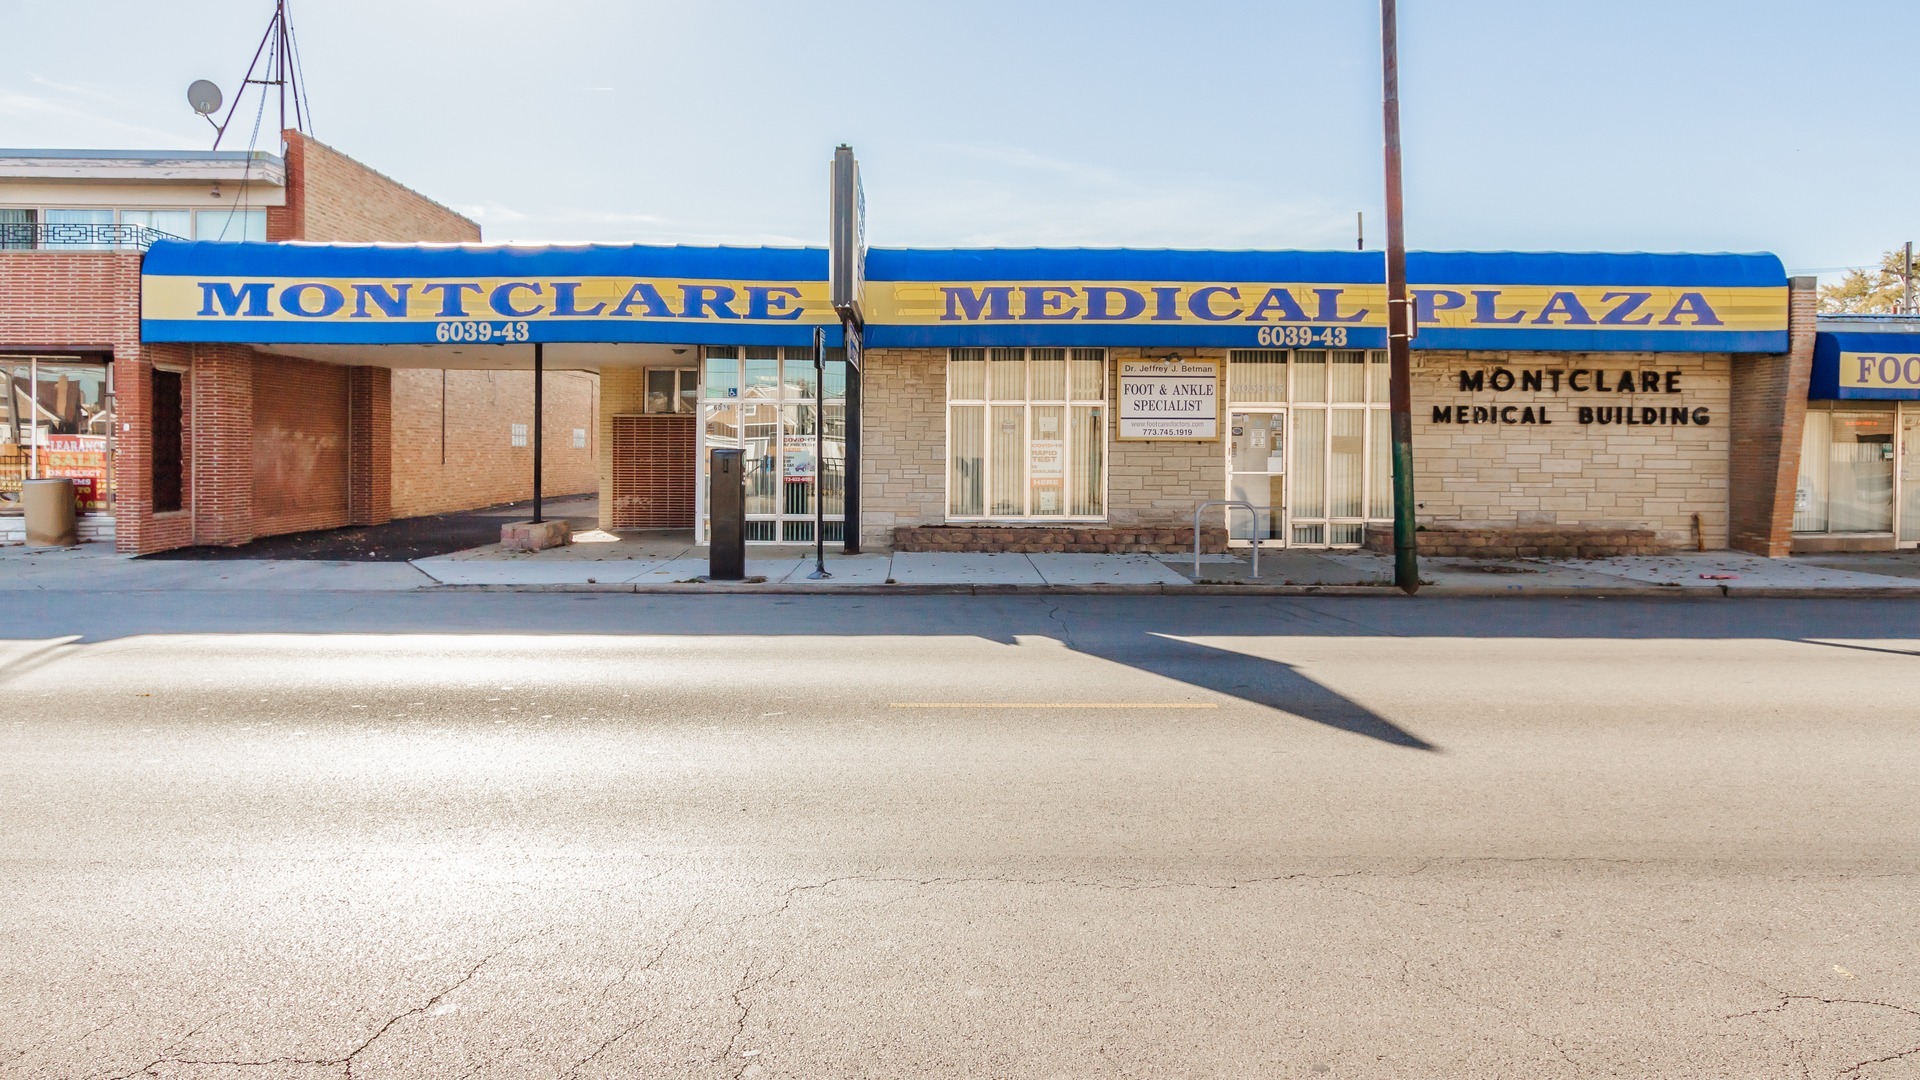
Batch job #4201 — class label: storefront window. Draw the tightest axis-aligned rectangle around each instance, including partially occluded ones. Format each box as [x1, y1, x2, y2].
[946, 347, 1105, 520]
[1, 356, 113, 515]
[1796, 404, 1896, 534]
[0, 359, 28, 511]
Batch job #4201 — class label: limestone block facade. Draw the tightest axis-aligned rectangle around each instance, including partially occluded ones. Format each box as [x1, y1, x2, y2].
[858, 344, 1740, 552]
[859, 346, 1230, 550]
[1411, 351, 1732, 549]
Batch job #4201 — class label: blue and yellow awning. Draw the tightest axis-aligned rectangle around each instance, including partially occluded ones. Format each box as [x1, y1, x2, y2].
[141, 242, 1789, 354]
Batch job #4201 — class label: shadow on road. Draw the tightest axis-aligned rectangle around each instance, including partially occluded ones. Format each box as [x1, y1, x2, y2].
[1065, 631, 1436, 750]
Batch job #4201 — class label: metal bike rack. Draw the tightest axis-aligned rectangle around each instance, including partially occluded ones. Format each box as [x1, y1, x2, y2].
[1193, 500, 1273, 580]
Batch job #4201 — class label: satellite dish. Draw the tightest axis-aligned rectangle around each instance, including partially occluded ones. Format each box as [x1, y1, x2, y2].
[187, 80, 223, 116]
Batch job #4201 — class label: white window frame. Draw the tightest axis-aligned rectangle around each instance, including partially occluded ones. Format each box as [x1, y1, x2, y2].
[0, 206, 264, 245]
[944, 347, 1109, 523]
[1226, 348, 1392, 549]
[1794, 399, 1909, 542]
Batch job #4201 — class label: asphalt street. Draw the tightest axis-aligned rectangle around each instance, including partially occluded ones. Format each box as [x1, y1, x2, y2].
[2, 592, 1918, 1078]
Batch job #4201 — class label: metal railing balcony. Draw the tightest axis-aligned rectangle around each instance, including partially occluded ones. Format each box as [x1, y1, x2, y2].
[0, 222, 184, 252]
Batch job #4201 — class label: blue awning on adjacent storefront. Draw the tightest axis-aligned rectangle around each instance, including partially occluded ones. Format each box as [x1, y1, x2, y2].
[1812, 324, 1920, 400]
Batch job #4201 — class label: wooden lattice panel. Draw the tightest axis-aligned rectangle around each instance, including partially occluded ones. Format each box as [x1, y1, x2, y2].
[610, 414, 696, 529]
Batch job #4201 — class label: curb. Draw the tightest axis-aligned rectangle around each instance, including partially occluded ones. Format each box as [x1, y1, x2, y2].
[420, 581, 1920, 599]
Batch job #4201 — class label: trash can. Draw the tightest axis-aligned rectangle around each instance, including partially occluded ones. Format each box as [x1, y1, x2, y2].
[22, 478, 78, 547]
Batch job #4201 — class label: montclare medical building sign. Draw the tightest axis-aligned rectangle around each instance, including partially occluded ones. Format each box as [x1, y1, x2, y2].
[1432, 365, 1714, 428]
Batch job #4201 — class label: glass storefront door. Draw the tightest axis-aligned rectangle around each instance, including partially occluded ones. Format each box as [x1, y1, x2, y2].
[1226, 410, 1286, 544]
[1225, 349, 1389, 548]
[698, 345, 846, 544]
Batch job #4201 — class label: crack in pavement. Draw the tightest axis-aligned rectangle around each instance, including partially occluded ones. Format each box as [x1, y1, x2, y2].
[723, 958, 789, 1079]
[331, 940, 523, 1078]
[98, 1012, 231, 1080]
[1407, 961, 1591, 1076]
[1726, 995, 1920, 1023]
[1841, 1044, 1920, 1077]
[560, 906, 707, 1079]
[1723, 993, 1920, 1079]
[103, 944, 516, 1079]
[1043, 603, 1078, 650]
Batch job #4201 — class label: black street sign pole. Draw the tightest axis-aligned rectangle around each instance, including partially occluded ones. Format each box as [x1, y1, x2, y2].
[809, 325, 831, 579]
[531, 341, 544, 525]
[1382, 0, 1419, 595]
[830, 144, 865, 555]
[841, 323, 861, 554]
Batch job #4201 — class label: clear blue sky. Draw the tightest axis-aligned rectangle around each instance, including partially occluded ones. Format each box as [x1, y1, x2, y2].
[2, 0, 1910, 277]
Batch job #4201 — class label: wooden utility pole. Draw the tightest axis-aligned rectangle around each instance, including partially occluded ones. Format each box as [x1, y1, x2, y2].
[1381, 0, 1418, 594]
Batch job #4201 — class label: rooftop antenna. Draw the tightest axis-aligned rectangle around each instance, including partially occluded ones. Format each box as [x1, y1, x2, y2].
[209, 0, 313, 150]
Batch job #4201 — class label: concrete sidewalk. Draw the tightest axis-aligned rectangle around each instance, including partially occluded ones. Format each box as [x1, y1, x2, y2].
[6, 535, 1920, 596]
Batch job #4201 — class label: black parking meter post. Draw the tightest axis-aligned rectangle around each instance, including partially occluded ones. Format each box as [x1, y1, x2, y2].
[709, 448, 746, 581]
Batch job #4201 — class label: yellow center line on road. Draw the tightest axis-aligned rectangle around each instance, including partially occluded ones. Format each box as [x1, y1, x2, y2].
[888, 703, 1220, 709]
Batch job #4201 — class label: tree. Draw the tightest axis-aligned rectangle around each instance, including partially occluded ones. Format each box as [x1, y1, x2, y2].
[1818, 248, 1920, 314]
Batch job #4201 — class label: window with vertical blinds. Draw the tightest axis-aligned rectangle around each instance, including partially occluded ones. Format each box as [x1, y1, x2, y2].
[947, 348, 1105, 519]
[1227, 348, 1392, 547]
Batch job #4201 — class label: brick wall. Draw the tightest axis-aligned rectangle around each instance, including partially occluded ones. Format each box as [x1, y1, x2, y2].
[596, 368, 647, 530]
[1727, 278, 1816, 556]
[609, 415, 697, 528]
[4, 135, 494, 554]
[136, 344, 196, 553]
[1411, 351, 1731, 549]
[389, 367, 598, 518]
[348, 367, 392, 526]
[0, 251, 161, 550]
[248, 353, 348, 537]
[273, 131, 480, 243]
[191, 344, 258, 546]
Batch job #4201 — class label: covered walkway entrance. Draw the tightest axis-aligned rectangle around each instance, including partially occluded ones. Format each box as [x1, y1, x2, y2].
[140, 240, 859, 554]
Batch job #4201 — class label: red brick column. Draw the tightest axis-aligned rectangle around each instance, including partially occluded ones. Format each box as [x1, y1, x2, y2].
[348, 366, 393, 526]
[1727, 276, 1816, 556]
[190, 344, 256, 547]
[118, 343, 199, 554]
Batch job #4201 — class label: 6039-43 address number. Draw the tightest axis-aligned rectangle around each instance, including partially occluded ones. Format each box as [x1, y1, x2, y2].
[1256, 326, 1348, 347]
[435, 321, 531, 343]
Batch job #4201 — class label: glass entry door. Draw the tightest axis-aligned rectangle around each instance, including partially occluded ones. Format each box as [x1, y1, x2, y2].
[1226, 410, 1286, 545]
[1903, 407, 1920, 546]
